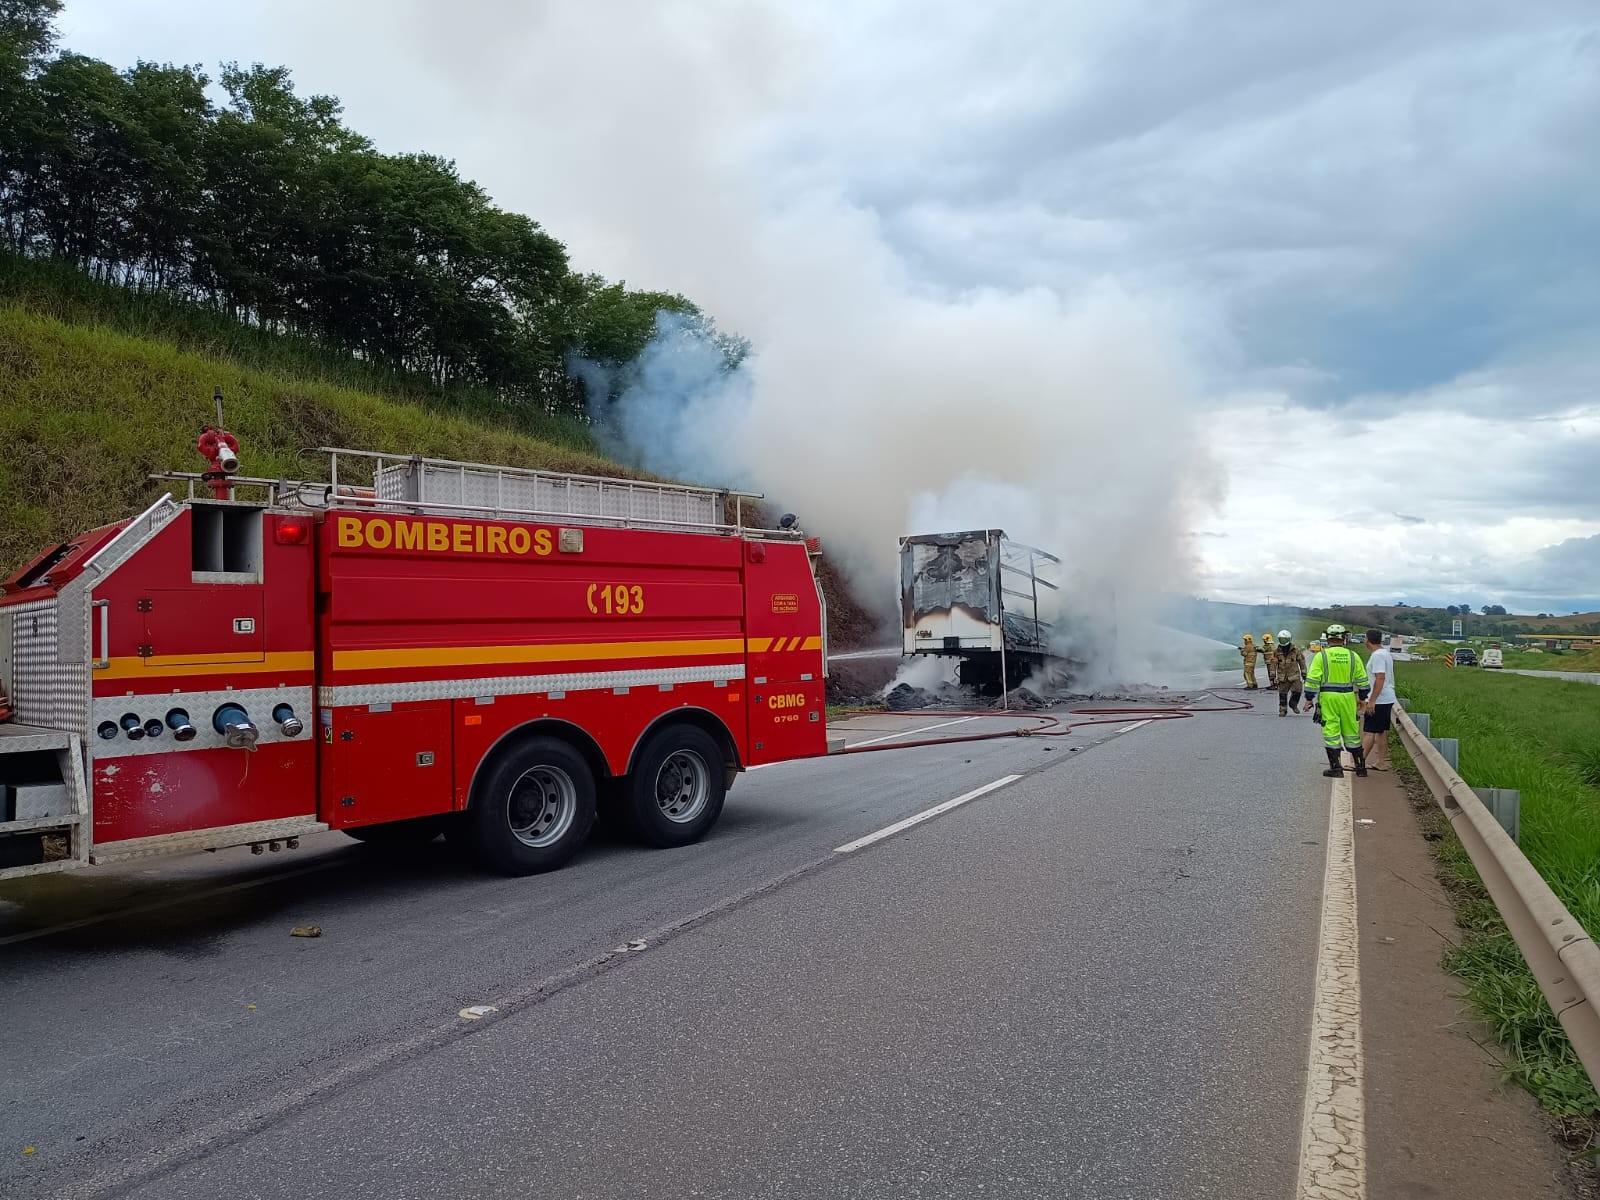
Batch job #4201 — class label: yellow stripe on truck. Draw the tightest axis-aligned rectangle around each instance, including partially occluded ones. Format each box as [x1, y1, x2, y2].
[97, 652, 315, 681]
[333, 638, 747, 673]
[748, 636, 823, 653]
[100, 636, 821, 680]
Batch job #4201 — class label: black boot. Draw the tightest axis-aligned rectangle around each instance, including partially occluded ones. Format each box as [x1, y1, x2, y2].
[1322, 747, 1343, 777]
[1352, 747, 1368, 778]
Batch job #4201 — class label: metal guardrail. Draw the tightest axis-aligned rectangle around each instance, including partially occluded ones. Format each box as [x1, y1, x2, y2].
[1395, 705, 1600, 1085]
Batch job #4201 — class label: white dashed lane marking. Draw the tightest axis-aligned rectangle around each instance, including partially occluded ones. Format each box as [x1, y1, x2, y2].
[833, 775, 1022, 854]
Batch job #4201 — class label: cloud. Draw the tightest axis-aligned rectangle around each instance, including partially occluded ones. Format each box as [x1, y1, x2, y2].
[55, 0, 1600, 613]
[1393, 513, 1427, 526]
[1502, 534, 1600, 607]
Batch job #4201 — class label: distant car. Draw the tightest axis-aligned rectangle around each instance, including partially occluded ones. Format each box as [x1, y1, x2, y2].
[1454, 647, 1478, 666]
[1481, 647, 1503, 669]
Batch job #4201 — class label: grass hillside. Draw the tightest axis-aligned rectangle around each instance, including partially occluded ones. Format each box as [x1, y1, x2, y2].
[0, 302, 879, 646]
[0, 304, 630, 575]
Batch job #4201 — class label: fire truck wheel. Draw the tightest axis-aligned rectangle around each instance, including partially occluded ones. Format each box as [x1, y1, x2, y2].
[469, 737, 596, 874]
[627, 725, 727, 848]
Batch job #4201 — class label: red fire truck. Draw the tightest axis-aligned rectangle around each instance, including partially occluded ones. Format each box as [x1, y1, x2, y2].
[0, 442, 830, 880]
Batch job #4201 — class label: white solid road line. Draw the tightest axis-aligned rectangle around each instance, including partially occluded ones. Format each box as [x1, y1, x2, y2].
[833, 774, 1023, 854]
[1295, 765, 1367, 1200]
[847, 714, 986, 749]
[1117, 719, 1154, 734]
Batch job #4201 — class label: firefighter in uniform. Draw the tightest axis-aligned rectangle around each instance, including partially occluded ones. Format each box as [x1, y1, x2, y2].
[1302, 625, 1370, 777]
[1262, 633, 1277, 686]
[1239, 634, 1259, 688]
[1272, 629, 1304, 717]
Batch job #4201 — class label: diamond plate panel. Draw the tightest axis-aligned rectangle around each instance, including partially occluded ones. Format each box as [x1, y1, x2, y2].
[91, 685, 315, 759]
[375, 463, 722, 531]
[317, 663, 744, 708]
[8, 598, 91, 735]
[90, 815, 329, 863]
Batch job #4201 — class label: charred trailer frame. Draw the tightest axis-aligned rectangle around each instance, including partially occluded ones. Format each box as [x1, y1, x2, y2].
[898, 529, 1063, 694]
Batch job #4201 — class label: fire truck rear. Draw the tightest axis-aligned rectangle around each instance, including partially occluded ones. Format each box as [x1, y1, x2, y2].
[0, 440, 830, 880]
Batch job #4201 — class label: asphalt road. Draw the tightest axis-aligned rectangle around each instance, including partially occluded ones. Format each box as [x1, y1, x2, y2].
[1, 683, 1333, 1199]
[1505, 667, 1600, 684]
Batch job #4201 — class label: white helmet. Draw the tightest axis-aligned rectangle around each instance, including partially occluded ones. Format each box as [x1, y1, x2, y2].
[1278, 629, 1293, 641]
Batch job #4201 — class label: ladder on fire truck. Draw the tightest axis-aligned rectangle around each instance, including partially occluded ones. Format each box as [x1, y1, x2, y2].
[152, 448, 794, 539]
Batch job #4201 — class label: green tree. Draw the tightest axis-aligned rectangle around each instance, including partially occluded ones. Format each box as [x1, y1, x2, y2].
[117, 61, 211, 288]
[0, 1, 63, 247]
[0, 15, 736, 431]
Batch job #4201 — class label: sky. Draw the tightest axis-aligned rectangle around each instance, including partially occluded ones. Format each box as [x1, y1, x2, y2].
[59, 0, 1600, 612]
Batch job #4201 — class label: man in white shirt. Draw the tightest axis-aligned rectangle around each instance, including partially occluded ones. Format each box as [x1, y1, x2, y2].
[1362, 628, 1397, 770]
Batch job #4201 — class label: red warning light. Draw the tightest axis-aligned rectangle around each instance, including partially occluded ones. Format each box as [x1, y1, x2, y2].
[274, 518, 310, 545]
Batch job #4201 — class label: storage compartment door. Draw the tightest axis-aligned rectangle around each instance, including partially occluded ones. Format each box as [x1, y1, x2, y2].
[333, 702, 454, 828]
[142, 588, 265, 667]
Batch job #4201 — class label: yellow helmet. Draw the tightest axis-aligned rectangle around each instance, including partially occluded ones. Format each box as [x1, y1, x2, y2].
[1243, 633, 1253, 641]
[1263, 632, 1274, 642]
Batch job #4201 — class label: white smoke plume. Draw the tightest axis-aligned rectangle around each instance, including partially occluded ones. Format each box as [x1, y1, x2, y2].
[882, 655, 956, 697]
[323, 0, 1230, 684]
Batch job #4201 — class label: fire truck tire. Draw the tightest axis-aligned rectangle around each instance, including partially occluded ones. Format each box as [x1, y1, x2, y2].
[626, 724, 727, 848]
[468, 737, 597, 874]
[345, 815, 453, 845]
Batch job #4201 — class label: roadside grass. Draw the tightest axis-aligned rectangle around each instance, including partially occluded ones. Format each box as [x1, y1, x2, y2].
[1498, 647, 1600, 672]
[1393, 664, 1600, 1121]
[826, 704, 888, 719]
[0, 253, 594, 447]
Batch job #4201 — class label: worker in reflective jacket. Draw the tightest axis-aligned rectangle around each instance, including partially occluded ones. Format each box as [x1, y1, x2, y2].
[1302, 624, 1370, 778]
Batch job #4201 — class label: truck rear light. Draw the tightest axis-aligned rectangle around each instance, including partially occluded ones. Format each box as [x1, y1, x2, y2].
[274, 518, 310, 545]
[805, 537, 821, 554]
[748, 544, 767, 563]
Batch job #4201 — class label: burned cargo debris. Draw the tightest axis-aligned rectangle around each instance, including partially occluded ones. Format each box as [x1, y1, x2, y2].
[899, 530, 1064, 693]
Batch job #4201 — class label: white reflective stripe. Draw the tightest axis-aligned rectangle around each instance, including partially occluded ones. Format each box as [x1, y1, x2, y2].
[318, 663, 746, 708]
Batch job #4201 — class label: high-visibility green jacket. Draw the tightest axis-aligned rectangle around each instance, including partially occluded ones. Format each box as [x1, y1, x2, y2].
[1305, 645, 1370, 702]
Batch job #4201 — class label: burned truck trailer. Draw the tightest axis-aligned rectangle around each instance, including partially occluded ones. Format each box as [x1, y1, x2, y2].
[899, 530, 1062, 693]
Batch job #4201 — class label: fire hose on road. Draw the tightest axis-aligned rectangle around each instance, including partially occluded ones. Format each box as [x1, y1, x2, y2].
[836, 692, 1254, 756]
